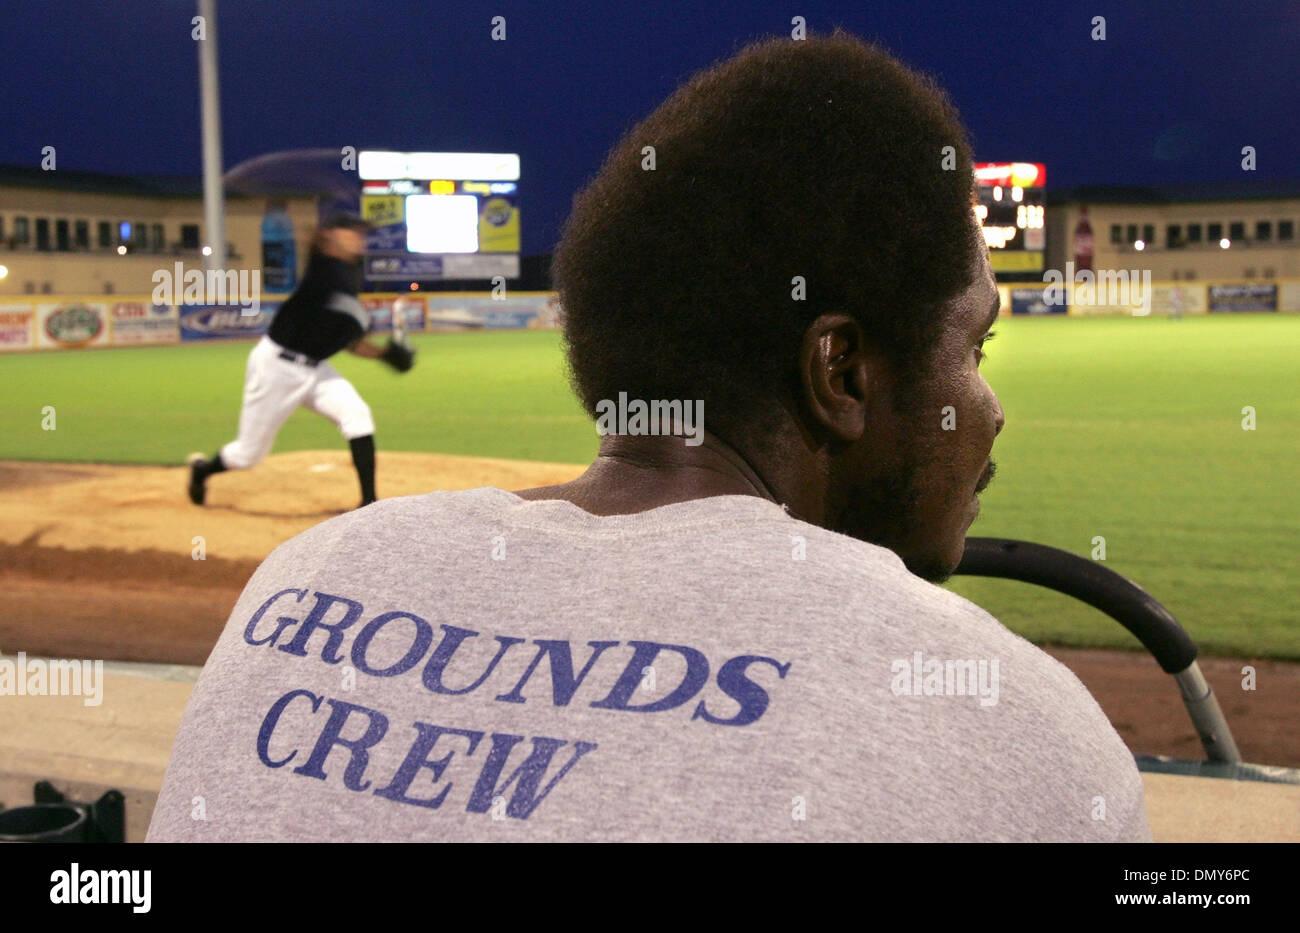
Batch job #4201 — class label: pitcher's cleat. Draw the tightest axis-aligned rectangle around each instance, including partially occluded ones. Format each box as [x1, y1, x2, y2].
[186, 453, 208, 505]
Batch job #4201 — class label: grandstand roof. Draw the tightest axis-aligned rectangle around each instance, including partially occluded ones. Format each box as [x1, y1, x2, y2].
[0, 163, 317, 199]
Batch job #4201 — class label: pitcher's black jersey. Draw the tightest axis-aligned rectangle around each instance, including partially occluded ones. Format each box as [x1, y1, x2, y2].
[268, 250, 369, 360]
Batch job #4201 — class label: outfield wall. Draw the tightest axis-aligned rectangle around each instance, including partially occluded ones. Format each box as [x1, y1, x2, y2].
[3, 280, 1299, 353]
[996, 278, 1300, 317]
[0, 291, 563, 353]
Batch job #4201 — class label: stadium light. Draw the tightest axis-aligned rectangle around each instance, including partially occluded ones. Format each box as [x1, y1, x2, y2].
[1220, 238, 1231, 249]
[1134, 240, 1145, 251]
[202, 245, 213, 256]
[116, 245, 127, 255]
[197, 0, 226, 273]
[0, 265, 8, 280]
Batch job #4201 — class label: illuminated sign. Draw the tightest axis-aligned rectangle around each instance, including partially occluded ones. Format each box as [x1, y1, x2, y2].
[359, 151, 521, 281]
[974, 162, 1046, 276]
[358, 151, 520, 182]
[974, 162, 1045, 188]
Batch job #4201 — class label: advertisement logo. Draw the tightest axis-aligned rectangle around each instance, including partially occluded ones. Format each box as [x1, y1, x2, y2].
[181, 305, 271, 335]
[44, 304, 104, 344]
[482, 197, 513, 227]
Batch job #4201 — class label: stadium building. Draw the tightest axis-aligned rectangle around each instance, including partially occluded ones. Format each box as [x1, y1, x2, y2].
[0, 164, 318, 297]
[0, 162, 550, 298]
[1047, 180, 1300, 281]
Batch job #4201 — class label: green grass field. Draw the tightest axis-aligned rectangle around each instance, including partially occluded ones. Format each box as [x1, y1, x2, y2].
[2, 316, 1296, 659]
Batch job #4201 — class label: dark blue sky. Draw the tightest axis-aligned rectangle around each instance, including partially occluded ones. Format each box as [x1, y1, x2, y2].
[4, 0, 1298, 254]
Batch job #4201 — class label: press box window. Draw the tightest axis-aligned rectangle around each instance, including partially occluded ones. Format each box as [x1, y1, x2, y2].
[97, 221, 112, 248]
[1187, 223, 1202, 243]
[1125, 224, 1138, 243]
[1207, 223, 1223, 241]
[1142, 225, 1155, 245]
[1110, 224, 1122, 244]
[1255, 221, 1272, 241]
[14, 217, 30, 244]
[1229, 222, 1245, 241]
[74, 220, 89, 249]
[1280, 221, 1295, 241]
[180, 224, 200, 249]
[1166, 225, 1182, 248]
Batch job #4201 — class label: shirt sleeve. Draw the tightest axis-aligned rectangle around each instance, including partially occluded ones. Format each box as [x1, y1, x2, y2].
[323, 291, 370, 336]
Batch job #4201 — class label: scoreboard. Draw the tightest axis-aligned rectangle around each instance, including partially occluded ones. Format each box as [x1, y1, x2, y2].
[358, 151, 521, 283]
[974, 162, 1045, 276]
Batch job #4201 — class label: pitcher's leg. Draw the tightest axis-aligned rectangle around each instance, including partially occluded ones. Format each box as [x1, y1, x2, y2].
[348, 435, 376, 505]
[189, 339, 313, 504]
[221, 344, 313, 468]
[307, 364, 377, 505]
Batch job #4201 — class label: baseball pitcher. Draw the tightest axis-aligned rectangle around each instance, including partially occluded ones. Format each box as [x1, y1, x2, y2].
[186, 213, 415, 509]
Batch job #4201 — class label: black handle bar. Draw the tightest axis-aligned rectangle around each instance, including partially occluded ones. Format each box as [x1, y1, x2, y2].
[955, 537, 1197, 674]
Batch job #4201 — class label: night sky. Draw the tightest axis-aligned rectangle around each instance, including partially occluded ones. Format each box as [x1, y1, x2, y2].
[5, 0, 1298, 255]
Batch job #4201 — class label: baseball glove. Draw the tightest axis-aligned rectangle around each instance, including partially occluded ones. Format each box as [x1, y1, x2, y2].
[380, 338, 416, 373]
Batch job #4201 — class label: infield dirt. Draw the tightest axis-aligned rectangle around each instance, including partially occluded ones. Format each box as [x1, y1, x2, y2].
[1, 452, 1295, 766]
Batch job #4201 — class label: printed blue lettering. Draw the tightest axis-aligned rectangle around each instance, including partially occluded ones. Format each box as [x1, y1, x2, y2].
[495, 640, 620, 706]
[373, 723, 484, 808]
[243, 588, 308, 647]
[277, 591, 365, 663]
[590, 641, 710, 713]
[692, 655, 791, 726]
[466, 733, 598, 819]
[351, 611, 434, 677]
[292, 697, 389, 791]
[421, 625, 524, 695]
[257, 688, 322, 767]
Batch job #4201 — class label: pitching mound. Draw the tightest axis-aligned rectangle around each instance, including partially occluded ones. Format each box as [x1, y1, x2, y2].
[0, 451, 583, 665]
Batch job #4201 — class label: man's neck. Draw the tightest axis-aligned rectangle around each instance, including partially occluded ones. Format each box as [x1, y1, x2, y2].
[515, 431, 816, 520]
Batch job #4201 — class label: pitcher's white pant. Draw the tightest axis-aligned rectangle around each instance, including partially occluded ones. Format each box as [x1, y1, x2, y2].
[220, 336, 375, 470]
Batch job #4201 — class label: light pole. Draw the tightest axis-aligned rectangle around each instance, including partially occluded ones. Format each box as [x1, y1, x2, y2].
[197, 0, 226, 272]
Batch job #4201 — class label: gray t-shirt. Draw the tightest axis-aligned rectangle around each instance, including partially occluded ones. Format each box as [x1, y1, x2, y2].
[147, 488, 1151, 842]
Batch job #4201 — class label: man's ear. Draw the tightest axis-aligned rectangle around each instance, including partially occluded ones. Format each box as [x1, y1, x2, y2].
[797, 313, 881, 444]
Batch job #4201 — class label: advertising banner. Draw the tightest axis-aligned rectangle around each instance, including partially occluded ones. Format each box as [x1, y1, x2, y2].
[1010, 287, 1067, 315]
[426, 294, 560, 329]
[1208, 283, 1278, 312]
[179, 303, 279, 341]
[361, 295, 426, 333]
[1278, 282, 1300, 313]
[366, 255, 445, 279]
[0, 304, 36, 352]
[37, 302, 110, 348]
[1148, 284, 1207, 316]
[109, 301, 179, 344]
[1068, 286, 1148, 316]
